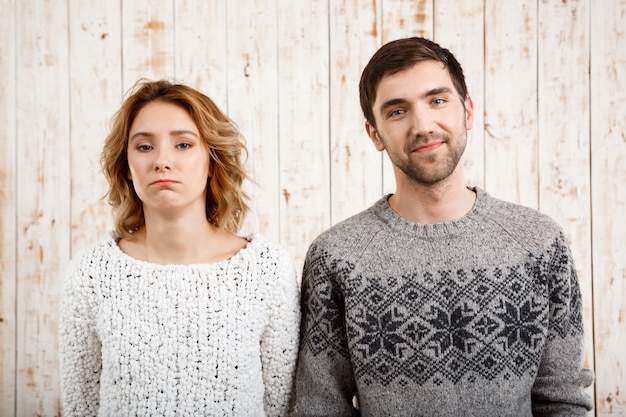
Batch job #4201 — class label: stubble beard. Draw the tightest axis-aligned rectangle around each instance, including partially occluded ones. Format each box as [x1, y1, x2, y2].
[391, 132, 467, 186]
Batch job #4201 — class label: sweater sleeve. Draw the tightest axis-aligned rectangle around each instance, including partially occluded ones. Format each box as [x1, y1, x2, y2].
[59, 255, 102, 417]
[531, 233, 594, 416]
[260, 246, 302, 417]
[291, 243, 360, 417]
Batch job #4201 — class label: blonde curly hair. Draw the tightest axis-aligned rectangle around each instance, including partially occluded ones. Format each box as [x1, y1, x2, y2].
[101, 79, 250, 239]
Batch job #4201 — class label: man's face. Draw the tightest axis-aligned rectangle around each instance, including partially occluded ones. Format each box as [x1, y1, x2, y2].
[365, 60, 473, 186]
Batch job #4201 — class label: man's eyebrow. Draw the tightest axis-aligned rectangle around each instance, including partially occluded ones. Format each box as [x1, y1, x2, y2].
[378, 87, 455, 114]
[423, 87, 454, 97]
[379, 98, 408, 113]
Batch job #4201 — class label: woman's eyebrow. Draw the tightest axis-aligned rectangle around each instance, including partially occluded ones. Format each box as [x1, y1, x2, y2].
[129, 130, 199, 142]
[170, 129, 199, 138]
[129, 131, 152, 143]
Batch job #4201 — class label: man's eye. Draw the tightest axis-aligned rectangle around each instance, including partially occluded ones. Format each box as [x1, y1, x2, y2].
[390, 109, 406, 117]
[432, 98, 445, 105]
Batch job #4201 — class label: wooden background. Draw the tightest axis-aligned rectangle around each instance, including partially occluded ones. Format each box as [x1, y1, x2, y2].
[0, 0, 624, 415]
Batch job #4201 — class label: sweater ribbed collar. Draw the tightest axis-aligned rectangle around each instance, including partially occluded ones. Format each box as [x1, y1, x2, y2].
[371, 186, 489, 239]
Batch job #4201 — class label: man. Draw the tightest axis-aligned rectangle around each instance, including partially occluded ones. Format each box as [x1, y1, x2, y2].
[291, 37, 593, 416]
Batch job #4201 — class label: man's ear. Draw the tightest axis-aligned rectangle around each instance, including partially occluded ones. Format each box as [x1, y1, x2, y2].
[365, 121, 385, 152]
[464, 94, 474, 131]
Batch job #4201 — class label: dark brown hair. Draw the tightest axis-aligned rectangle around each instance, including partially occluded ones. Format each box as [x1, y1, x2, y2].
[359, 37, 468, 129]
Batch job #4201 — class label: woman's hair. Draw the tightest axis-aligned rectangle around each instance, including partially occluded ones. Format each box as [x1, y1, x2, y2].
[359, 37, 468, 129]
[101, 79, 250, 239]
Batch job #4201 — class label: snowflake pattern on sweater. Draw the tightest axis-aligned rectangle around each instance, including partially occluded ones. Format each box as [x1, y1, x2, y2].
[303, 239, 582, 386]
[292, 188, 593, 417]
[60, 233, 300, 417]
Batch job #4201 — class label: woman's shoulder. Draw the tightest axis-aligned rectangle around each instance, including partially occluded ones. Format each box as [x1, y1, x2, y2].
[243, 233, 293, 262]
[242, 233, 299, 297]
[68, 231, 120, 269]
[240, 233, 297, 278]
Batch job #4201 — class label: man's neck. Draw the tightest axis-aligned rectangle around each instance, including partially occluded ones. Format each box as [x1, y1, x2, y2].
[388, 180, 476, 225]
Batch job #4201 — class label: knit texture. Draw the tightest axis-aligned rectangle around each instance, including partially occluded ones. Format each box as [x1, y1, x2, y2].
[292, 188, 593, 417]
[60, 233, 300, 417]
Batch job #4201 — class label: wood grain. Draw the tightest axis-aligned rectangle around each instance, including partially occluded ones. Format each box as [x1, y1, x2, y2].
[591, 0, 626, 414]
[1, 1, 626, 415]
[537, 1, 595, 413]
[174, 0, 228, 109]
[224, 0, 281, 245]
[484, 0, 538, 207]
[68, 0, 122, 254]
[276, 0, 331, 273]
[122, 0, 175, 88]
[0, 0, 17, 415]
[328, 0, 381, 224]
[15, 1, 70, 415]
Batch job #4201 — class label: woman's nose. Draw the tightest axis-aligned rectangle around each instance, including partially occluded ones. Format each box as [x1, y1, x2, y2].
[154, 149, 171, 171]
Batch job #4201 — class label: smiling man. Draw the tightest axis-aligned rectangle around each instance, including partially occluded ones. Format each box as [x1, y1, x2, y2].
[291, 37, 594, 417]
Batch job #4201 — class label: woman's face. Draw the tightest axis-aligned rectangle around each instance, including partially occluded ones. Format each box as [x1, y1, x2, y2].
[126, 100, 210, 215]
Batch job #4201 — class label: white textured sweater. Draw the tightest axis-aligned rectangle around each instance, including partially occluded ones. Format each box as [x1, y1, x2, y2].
[60, 232, 300, 417]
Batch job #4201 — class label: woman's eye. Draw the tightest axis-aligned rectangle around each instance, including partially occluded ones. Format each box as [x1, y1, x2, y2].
[177, 143, 191, 149]
[137, 144, 152, 151]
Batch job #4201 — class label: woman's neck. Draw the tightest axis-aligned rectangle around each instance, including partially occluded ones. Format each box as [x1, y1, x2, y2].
[121, 212, 246, 265]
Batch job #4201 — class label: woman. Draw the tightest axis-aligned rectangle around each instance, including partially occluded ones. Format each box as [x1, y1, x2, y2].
[60, 79, 300, 416]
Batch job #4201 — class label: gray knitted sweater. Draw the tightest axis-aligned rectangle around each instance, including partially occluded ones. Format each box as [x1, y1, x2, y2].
[292, 188, 593, 417]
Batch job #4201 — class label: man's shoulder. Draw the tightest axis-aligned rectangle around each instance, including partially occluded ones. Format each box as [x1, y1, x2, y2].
[307, 200, 386, 257]
[483, 192, 561, 229]
[478, 189, 566, 248]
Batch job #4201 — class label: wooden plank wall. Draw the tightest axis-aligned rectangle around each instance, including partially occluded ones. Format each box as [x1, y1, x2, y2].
[0, 0, 624, 415]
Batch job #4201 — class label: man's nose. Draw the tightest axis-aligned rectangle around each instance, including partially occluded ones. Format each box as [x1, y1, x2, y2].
[411, 109, 435, 136]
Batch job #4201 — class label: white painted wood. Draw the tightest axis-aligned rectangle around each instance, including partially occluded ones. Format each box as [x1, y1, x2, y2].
[484, 0, 538, 207]
[174, 0, 228, 110]
[68, 0, 122, 254]
[435, 0, 486, 189]
[2, 1, 626, 415]
[591, 0, 626, 414]
[15, 0, 70, 415]
[537, 1, 595, 413]
[328, 1, 382, 224]
[276, 0, 331, 272]
[380, 0, 434, 195]
[121, 0, 175, 90]
[0, 0, 17, 415]
[224, 0, 281, 245]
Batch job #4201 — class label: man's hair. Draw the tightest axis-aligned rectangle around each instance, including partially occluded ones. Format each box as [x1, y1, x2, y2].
[359, 37, 468, 129]
[101, 79, 250, 239]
